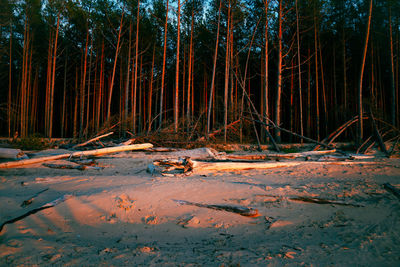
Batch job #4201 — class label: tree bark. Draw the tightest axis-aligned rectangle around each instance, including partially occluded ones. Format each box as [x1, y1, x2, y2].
[275, 0, 283, 143]
[174, 0, 181, 133]
[357, 0, 373, 144]
[207, 0, 222, 138]
[106, 11, 124, 122]
[159, 0, 169, 129]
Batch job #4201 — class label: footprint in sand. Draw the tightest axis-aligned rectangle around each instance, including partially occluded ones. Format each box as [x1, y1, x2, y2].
[142, 215, 158, 225]
[115, 194, 135, 211]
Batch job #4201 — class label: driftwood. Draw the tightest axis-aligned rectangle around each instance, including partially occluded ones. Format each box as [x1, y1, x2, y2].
[148, 157, 193, 176]
[73, 132, 114, 148]
[174, 199, 260, 217]
[0, 194, 73, 233]
[0, 143, 153, 168]
[317, 154, 374, 161]
[0, 148, 28, 160]
[42, 163, 103, 171]
[21, 188, 49, 208]
[383, 183, 400, 200]
[289, 196, 363, 207]
[223, 149, 336, 161]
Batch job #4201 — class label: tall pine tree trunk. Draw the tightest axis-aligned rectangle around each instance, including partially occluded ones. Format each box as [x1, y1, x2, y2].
[159, 0, 169, 129]
[207, 0, 222, 138]
[357, 0, 372, 143]
[275, 0, 283, 143]
[174, 0, 181, 133]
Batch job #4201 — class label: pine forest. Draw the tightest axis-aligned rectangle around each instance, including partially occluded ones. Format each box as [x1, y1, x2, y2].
[1, 0, 399, 146]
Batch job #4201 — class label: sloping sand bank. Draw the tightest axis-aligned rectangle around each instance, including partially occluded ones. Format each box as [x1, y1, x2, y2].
[1, 149, 399, 266]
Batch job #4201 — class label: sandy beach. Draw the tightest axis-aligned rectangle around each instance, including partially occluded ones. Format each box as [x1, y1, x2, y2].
[1, 147, 400, 266]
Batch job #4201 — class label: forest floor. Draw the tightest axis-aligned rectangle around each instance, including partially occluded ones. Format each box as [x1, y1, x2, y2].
[0, 145, 400, 266]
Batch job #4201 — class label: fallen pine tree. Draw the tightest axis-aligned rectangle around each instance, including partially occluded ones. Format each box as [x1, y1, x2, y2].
[0, 143, 153, 168]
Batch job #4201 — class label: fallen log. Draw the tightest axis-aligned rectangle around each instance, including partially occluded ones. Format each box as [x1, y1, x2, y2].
[190, 160, 376, 172]
[0, 148, 28, 160]
[0, 194, 73, 233]
[173, 199, 260, 217]
[224, 149, 336, 161]
[0, 143, 153, 168]
[73, 132, 114, 149]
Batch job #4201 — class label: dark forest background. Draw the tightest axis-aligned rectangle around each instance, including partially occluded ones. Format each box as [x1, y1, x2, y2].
[0, 0, 399, 144]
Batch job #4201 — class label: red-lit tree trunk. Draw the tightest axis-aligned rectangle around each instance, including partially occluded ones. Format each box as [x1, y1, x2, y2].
[274, 0, 283, 143]
[159, 0, 169, 129]
[358, 0, 372, 143]
[224, 0, 231, 143]
[174, 0, 181, 133]
[49, 13, 60, 138]
[133, 1, 140, 134]
[207, 0, 222, 138]
[106, 11, 124, 122]
[295, 0, 303, 142]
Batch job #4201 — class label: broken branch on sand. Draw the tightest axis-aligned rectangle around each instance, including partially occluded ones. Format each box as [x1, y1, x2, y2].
[42, 163, 103, 170]
[289, 196, 363, 207]
[174, 199, 260, 217]
[20, 188, 49, 207]
[0, 194, 73, 233]
[0, 143, 153, 168]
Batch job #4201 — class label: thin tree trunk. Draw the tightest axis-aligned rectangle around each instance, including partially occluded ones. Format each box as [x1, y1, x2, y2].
[357, 0, 373, 144]
[133, 2, 140, 134]
[80, 27, 90, 139]
[313, 5, 320, 141]
[207, 0, 222, 138]
[125, 22, 132, 136]
[342, 27, 347, 115]
[389, 6, 396, 126]
[49, 13, 60, 138]
[318, 35, 327, 137]
[148, 45, 155, 133]
[275, 0, 283, 143]
[262, 1, 270, 142]
[61, 53, 67, 138]
[8, 20, 12, 138]
[159, 0, 169, 129]
[106, 11, 124, 122]
[295, 0, 303, 143]
[174, 0, 181, 133]
[224, 1, 231, 143]
[187, 10, 194, 130]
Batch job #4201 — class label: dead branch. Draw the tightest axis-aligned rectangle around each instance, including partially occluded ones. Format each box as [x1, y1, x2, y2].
[314, 116, 360, 151]
[198, 120, 240, 141]
[0, 194, 73, 233]
[174, 199, 260, 217]
[42, 163, 103, 170]
[250, 117, 334, 150]
[289, 196, 363, 207]
[21, 188, 49, 208]
[73, 132, 114, 149]
[0, 143, 153, 168]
